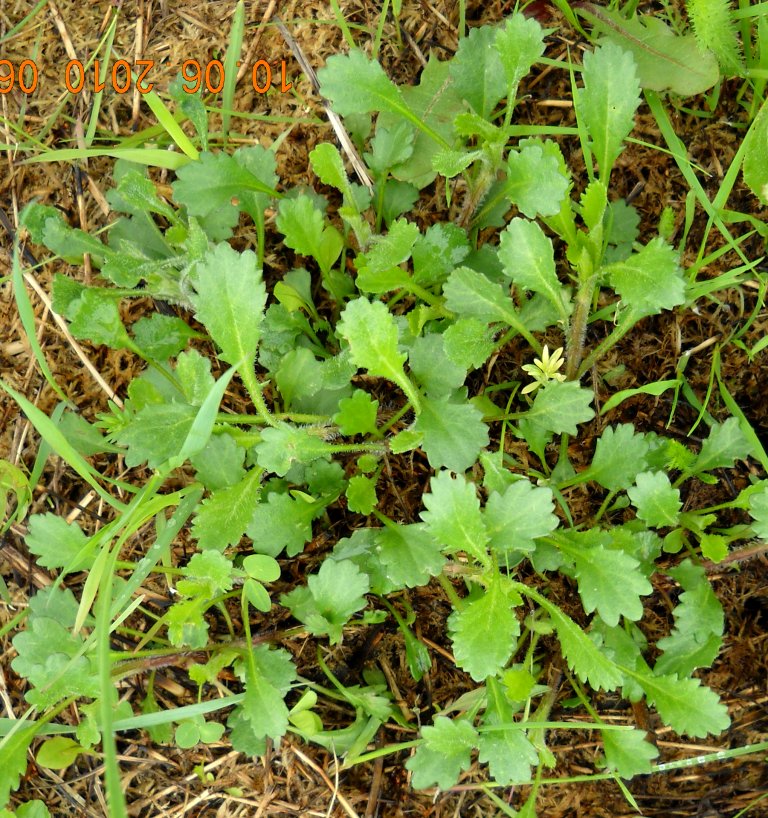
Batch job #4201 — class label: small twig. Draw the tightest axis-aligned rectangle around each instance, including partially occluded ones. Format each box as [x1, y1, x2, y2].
[364, 732, 385, 818]
[273, 15, 374, 192]
[290, 745, 360, 818]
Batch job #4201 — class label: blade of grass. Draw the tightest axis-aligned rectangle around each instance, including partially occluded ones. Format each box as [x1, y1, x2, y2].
[0, 0, 48, 42]
[372, 0, 390, 60]
[138, 85, 199, 160]
[329, 0, 357, 49]
[110, 486, 202, 619]
[600, 379, 681, 415]
[645, 91, 750, 268]
[713, 347, 768, 472]
[0, 379, 125, 511]
[221, 0, 245, 141]
[23, 147, 192, 169]
[85, 10, 120, 146]
[12, 246, 70, 404]
[95, 473, 163, 818]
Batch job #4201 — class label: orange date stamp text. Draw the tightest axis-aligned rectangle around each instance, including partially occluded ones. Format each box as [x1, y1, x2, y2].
[0, 58, 292, 96]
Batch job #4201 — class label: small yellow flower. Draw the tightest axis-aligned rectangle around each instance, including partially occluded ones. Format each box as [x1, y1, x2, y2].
[521, 345, 566, 395]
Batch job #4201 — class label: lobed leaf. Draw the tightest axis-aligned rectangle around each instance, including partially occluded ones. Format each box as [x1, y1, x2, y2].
[449, 26, 506, 119]
[281, 559, 369, 644]
[693, 417, 751, 474]
[602, 728, 658, 778]
[531, 594, 623, 690]
[333, 390, 379, 436]
[276, 194, 344, 275]
[191, 468, 263, 551]
[414, 395, 489, 474]
[627, 471, 681, 528]
[25, 514, 92, 572]
[449, 577, 521, 681]
[499, 218, 570, 318]
[631, 672, 730, 737]
[504, 144, 569, 218]
[743, 100, 768, 206]
[495, 13, 546, 100]
[376, 524, 445, 591]
[405, 717, 478, 790]
[443, 266, 520, 326]
[479, 678, 538, 785]
[0, 723, 39, 809]
[523, 381, 595, 436]
[191, 243, 266, 367]
[346, 475, 377, 514]
[577, 42, 641, 178]
[338, 298, 421, 410]
[589, 424, 651, 490]
[577, 4, 719, 96]
[113, 403, 198, 469]
[572, 547, 652, 626]
[655, 560, 723, 677]
[420, 470, 489, 564]
[318, 49, 408, 118]
[484, 480, 558, 556]
[246, 491, 317, 558]
[606, 238, 685, 317]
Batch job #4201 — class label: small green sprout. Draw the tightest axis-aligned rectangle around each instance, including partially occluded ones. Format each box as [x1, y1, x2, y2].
[521, 345, 567, 394]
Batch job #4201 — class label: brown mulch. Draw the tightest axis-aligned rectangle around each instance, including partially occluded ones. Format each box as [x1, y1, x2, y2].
[1, 1, 767, 816]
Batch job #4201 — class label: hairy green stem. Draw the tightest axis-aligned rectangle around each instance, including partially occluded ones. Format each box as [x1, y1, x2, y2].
[576, 308, 640, 379]
[438, 572, 465, 610]
[565, 274, 598, 380]
[239, 365, 278, 427]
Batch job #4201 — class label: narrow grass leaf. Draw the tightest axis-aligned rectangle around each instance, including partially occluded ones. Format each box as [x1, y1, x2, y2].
[24, 148, 192, 170]
[0, 380, 123, 510]
[221, 0, 245, 139]
[600, 379, 679, 415]
[12, 247, 69, 403]
[140, 86, 199, 160]
[171, 366, 237, 469]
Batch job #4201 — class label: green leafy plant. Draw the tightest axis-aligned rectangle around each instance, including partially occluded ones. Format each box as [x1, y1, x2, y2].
[3, 11, 765, 815]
